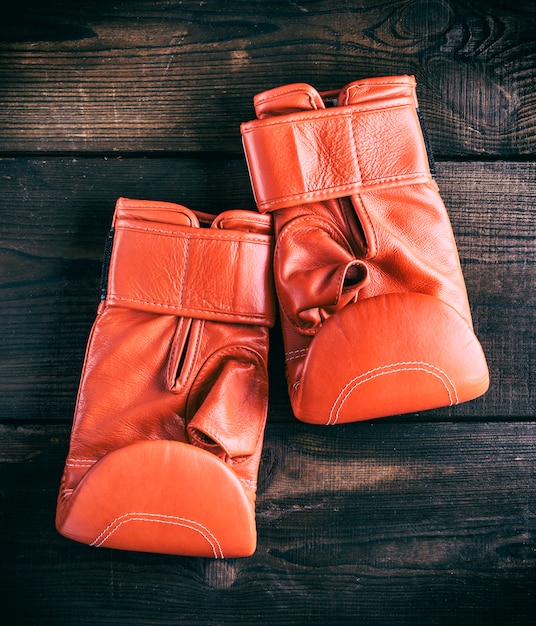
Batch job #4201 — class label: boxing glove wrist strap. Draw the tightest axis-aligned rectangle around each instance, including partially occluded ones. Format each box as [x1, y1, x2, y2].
[241, 98, 431, 213]
[104, 222, 275, 326]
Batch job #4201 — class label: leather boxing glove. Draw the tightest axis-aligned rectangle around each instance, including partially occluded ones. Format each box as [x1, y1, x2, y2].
[56, 198, 275, 557]
[240, 75, 489, 425]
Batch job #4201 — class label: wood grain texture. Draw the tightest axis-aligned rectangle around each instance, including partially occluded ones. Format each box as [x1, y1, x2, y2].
[0, 157, 533, 421]
[1, 422, 534, 625]
[0, 0, 534, 155]
[0, 2, 534, 623]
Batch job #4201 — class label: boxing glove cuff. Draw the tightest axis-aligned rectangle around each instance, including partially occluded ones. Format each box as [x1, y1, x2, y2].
[105, 200, 275, 326]
[241, 75, 430, 212]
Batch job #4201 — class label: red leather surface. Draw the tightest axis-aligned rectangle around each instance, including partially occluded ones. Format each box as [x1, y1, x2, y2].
[108, 204, 275, 325]
[241, 76, 427, 211]
[58, 441, 255, 558]
[294, 293, 489, 424]
[56, 198, 274, 556]
[241, 75, 489, 424]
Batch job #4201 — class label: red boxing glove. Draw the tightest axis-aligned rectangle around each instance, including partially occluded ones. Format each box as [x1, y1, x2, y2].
[56, 198, 275, 557]
[241, 75, 489, 425]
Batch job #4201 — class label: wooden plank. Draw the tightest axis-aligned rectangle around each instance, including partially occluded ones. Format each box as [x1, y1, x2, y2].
[0, 0, 535, 155]
[1, 422, 535, 625]
[435, 161, 536, 419]
[0, 157, 533, 421]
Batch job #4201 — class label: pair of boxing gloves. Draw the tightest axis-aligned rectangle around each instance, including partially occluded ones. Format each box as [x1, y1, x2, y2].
[56, 75, 489, 558]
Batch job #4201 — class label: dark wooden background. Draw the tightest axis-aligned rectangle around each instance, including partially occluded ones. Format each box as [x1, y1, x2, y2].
[0, 1, 534, 624]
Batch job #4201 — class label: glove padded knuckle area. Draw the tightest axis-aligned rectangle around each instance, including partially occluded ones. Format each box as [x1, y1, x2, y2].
[56, 440, 256, 558]
[293, 293, 490, 425]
